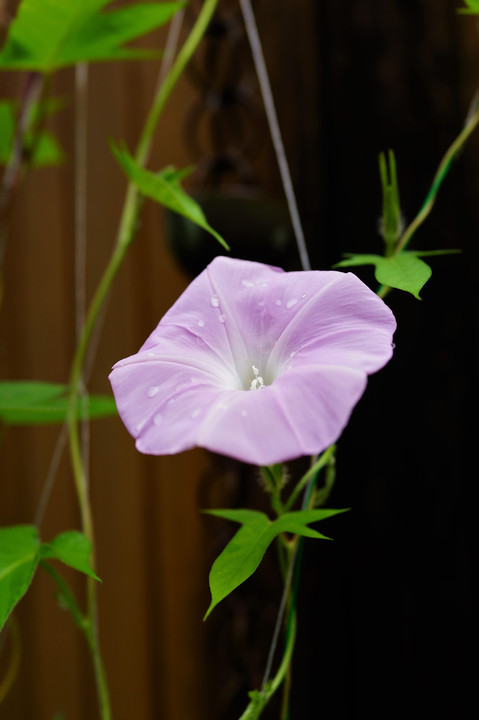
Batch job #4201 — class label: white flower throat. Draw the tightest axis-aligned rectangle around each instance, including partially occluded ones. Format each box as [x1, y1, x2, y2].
[250, 365, 266, 391]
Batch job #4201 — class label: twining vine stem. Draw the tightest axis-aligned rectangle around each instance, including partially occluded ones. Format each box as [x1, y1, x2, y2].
[378, 98, 479, 299]
[65, 2, 219, 719]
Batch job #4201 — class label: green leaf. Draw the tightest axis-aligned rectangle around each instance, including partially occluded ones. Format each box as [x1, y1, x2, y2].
[112, 144, 230, 251]
[0, 99, 64, 167]
[0, 0, 184, 72]
[374, 254, 432, 299]
[40, 531, 100, 581]
[0, 100, 15, 163]
[204, 508, 347, 619]
[0, 381, 118, 425]
[458, 1, 479, 13]
[335, 252, 433, 298]
[28, 130, 64, 166]
[0, 525, 40, 630]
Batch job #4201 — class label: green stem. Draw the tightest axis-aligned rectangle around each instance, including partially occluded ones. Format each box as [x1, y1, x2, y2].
[237, 581, 297, 720]
[66, 4, 219, 718]
[40, 561, 87, 631]
[397, 104, 479, 254]
[239, 446, 335, 720]
[260, 466, 284, 515]
[283, 444, 336, 513]
[377, 100, 479, 299]
[41, 561, 111, 720]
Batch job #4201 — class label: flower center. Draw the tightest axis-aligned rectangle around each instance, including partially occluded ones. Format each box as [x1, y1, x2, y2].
[249, 365, 266, 391]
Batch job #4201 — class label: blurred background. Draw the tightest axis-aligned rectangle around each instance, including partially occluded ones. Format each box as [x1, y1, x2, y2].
[0, 0, 478, 718]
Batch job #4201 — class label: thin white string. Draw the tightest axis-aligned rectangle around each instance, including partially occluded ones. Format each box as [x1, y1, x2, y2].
[239, 0, 311, 271]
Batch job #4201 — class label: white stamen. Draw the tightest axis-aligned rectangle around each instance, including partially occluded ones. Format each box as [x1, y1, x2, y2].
[250, 365, 265, 390]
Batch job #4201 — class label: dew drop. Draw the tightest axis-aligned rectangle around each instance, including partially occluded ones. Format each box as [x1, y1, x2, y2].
[153, 413, 162, 425]
[218, 314, 226, 323]
[147, 351, 156, 358]
[290, 351, 296, 357]
[191, 408, 201, 419]
[301, 293, 307, 298]
[286, 298, 298, 309]
[210, 295, 220, 307]
[198, 319, 205, 327]
[275, 299, 282, 306]
[241, 279, 254, 288]
[258, 300, 265, 307]
[241, 410, 248, 417]
[167, 397, 175, 405]
[136, 419, 146, 432]
[147, 386, 159, 398]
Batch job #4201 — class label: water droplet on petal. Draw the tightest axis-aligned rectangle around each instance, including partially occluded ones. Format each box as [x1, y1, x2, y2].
[286, 298, 298, 309]
[198, 319, 205, 327]
[153, 413, 162, 425]
[147, 386, 159, 398]
[191, 408, 201, 419]
[241, 279, 254, 288]
[136, 419, 146, 432]
[241, 410, 248, 417]
[147, 351, 156, 358]
[275, 299, 282, 306]
[301, 293, 307, 298]
[210, 295, 220, 307]
[218, 314, 226, 323]
[290, 351, 296, 357]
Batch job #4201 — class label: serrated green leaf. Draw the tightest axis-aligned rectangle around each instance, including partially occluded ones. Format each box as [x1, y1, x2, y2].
[0, 525, 40, 630]
[0, 0, 184, 72]
[204, 508, 346, 619]
[112, 143, 230, 250]
[0, 381, 118, 425]
[40, 531, 100, 581]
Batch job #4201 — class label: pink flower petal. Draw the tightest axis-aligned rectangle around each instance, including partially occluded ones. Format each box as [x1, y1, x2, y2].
[109, 256, 396, 465]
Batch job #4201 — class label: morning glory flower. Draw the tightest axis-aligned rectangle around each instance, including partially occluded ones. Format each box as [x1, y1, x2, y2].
[109, 256, 396, 466]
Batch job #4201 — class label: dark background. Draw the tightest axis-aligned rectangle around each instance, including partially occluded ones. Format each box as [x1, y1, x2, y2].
[1, 1, 477, 718]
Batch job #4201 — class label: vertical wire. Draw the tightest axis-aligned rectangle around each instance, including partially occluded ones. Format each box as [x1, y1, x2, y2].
[238, 0, 312, 694]
[238, 0, 311, 271]
[34, 63, 89, 529]
[75, 62, 91, 488]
